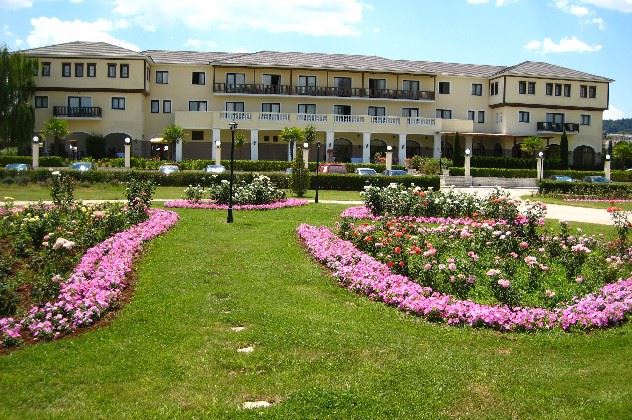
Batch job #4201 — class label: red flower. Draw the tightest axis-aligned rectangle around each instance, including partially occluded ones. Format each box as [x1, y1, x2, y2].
[394, 246, 402, 254]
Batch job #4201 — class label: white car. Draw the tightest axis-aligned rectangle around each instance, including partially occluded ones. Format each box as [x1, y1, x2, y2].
[205, 164, 226, 173]
[158, 165, 180, 175]
[355, 168, 377, 176]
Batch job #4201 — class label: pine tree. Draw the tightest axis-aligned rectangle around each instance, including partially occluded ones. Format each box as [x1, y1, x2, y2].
[560, 130, 569, 169]
[290, 145, 310, 197]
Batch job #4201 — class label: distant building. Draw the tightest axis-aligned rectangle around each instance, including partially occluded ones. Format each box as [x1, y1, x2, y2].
[22, 41, 614, 165]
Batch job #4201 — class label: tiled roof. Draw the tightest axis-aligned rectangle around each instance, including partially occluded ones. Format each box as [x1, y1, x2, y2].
[20, 41, 144, 58]
[493, 61, 613, 82]
[143, 50, 246, 64]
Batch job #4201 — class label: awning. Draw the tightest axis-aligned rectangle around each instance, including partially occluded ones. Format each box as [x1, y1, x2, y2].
[149, 137, 167, 144]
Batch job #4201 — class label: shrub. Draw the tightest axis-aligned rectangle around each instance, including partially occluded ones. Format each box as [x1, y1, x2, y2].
[290, 147, 310, 197]
[50, 171, 74, 207]
[209, 174, 285, 205]
[125, 175, 156, 223]
[312, 174, 439, 191]
[538, 180, 632, 198]
[183, 185, 205, 203]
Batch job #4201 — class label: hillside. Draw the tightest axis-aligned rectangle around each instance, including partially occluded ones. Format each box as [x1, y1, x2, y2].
[604, 118, 632, 134]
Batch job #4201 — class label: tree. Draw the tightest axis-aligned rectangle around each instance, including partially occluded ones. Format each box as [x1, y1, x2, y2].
[559, 130, 569, 169]
[0, 47, 38, 152]
[86, 134, 106, 158]
[304, 124, 317, 144]
[162, 124, 184, 143]
[290, 143, 310, 197]
[280, 126, 304, 161]
[452, 133, 463, 166]
[520, 136, 546, 158]
[612, 141, 632, 169]
[42, 117, 69, 156]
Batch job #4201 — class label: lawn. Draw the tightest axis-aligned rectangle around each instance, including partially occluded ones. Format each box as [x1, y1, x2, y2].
[523, 194, 632, 211]
[0, 183, 362, 202]
[1, 204, 631, 418]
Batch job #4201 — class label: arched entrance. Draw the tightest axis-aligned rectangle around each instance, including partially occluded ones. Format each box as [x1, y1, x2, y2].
[493, 143, 503, 157]
[573, 145, 595, 169]
[406, 140, 421, 158]
[442, 140, 453, 158]
[546, 144, 561, 160]
[104, 133, 133, 158]
[370, 139, 387, 162]
[334, 138, 352, 163]
[473, 142, 486, 156]
[65, 132, 90, 159]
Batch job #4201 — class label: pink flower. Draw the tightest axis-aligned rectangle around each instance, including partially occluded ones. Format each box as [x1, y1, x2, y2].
[448, 263, 457, 271]
[519, 241, 529, 249]
[545, 289, 556, 298]
[486, 269, 500, 277]
[497, 279, 511, 289]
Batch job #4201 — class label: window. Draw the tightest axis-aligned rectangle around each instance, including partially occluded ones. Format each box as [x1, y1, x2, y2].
[471, 84, 482, 96]
[87, 63, 96, 77]
[333, 105, 351, 115]
[262, 74, 280, 85]
[555, 83, 562, 96]
[546, 112, 565, 124]
[120, 64, 129, 78]
[111, 97, 125, 110]
[298, 75, 316, 86]
[490, 81, 499, 96]
[467, 110, 475, 121]
[401, 108, 419, 117]
[581, 114, 591, 125]
[189, 101, 208, 111]
[68, 96, 92, 109]
[477, 111, 485, 123]
[436, 109, 452, 119]
[226, 73, 245, 86]
[368, 106, 385, 117]
[438, 81, 450, 94]
[262, 103, 280, 113]
[146, 68, 150, 81]
[546, 83, 553, 96]
[518, 81, 526, 94]
[369, 78, 386, 91]
[589, 86, 596, 98]
[563, 84, 571, 97]
[519, 111, 530, 123]
[156, 71, 169, 84]
[225, 102, 244, 112]
[75, 63, 84, 77]
[298, 104, 316, 114]
[151, 100, 159, 113]
[163, 100, 171, 113]
[334, 77, 352, 95]
[403, 80, 420, 92]
[41, 62, 50, 77]
[192, 72, 205, 85]
[191, 130, 204, 141]
[580, 85, 588, 98]
[34, 96, 48, 108]
[528, 82, 536, 95]
[62, 63, 71, 77]
[108, 64, 116, 78]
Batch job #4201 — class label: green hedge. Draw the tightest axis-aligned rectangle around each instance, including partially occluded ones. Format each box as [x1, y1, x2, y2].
[469, 156, 566, 170]
[538, 180, 632, 198]
[311, 174, 439, 191]
[449, 167, 605, 179]
[0, 156, 65, 167]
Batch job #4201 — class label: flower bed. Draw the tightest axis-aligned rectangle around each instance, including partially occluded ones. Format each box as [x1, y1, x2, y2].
[297, 224, 632, 331]
[164, 198, 308, 210]
[0, 209, 178, 347]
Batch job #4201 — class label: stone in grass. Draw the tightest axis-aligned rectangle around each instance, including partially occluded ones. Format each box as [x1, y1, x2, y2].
[237, 346, 254, 353]
[243, 400, 273, 409]
[231, 326, 246, 332]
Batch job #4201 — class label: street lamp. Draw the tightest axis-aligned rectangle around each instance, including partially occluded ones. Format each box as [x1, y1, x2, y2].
[538, 151, 544, 182]
[303, 142, 309, 169]
[465, 148, 471, 156]
[227, 120, 238, 224]
[315, 141, 321, 203]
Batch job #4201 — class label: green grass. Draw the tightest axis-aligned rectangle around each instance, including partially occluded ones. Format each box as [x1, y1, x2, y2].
[523, 194, 632, 211]
[1, 205, 631, 418]
[0, 184, 362, 202]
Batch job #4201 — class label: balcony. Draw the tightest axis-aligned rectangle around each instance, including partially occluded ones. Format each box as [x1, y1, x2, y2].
[537, 122, 579, 133]
[53, 106, 102, 118]
[214, 82, 435, 101]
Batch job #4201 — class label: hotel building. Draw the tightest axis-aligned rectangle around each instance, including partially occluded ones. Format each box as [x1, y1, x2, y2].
[23, 41, 613, 166]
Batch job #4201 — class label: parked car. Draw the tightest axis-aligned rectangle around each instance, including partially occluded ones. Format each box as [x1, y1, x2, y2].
[5, 163, 31, 172]
[383, 169, 408, 176]
[549, 175, 574, 182]
[69, 161, 94, 171]
[582, 175, 610, 183]
[158, 164, 180, 175]
[355, 168, 377, 176]
[205, 164, 226, 174]
[285, 167, 293, 174]
[319, 164, 347, 174]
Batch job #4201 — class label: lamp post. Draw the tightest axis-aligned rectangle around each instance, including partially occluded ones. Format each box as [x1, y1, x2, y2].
[227, 121, 238, 224]
[386, 145, 393, 172]
[537, 151, 544, 182]
[124, 137, 131, 168]
[464, 148, 471, 178]
[605, 153, 611, 181]
[303, 142, 309, 169]
[32, 136, 40, 169]
[315, 141, 321, 203]
[215, 140, 221, 165]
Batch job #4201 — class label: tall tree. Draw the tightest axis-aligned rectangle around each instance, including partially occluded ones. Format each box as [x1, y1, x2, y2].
[0, 47, 38, 152]
[42, 117, 69, 156]
[559, 130, 569, 169]
[612, 141, 632, 169]
[280, 126, 304, 161]
[452, 132, 463, 166]
[520, 136, 546, 158]
[162, 124, 184, 143]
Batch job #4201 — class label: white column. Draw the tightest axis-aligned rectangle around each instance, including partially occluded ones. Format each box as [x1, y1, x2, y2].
[124, 144, 131, 168]
[303, 146, 309, 169]
[398, 133, 407, 166]
[464, 135, 473, 153]
[433, 133, 442, 159]
[175, 138, 183, 162]
[605, 158, 611, 181]
[536, 157, 543, 181]
[386, 147, 393, 171]
[464, 154, 471, 177]
[326, 131, 334, 162]
[212, 128, 221, 161]
[215, 141, 221, 165]
[362, 132, 371, 163]
[32, 138, 40, 169]
[250, 129, 259, 161]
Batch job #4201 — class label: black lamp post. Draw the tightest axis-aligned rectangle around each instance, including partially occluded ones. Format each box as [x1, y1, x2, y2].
[315, 141, 321, 203]
[227, 120, 238, 223]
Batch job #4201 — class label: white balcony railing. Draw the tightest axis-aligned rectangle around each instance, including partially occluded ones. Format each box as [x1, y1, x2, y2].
[220, 111, 252, 121]
[371, 116, 401, 125]
[407, 117, 436, 126]
[259, 112, 290, 121]
[296, 113, 328, 122]
[334, 115, 365, 123]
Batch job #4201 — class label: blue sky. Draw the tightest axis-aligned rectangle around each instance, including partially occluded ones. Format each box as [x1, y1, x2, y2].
[1, 0, 631, 119]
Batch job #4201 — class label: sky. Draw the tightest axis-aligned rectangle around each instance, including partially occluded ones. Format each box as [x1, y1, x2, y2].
[1, 0, 631, 119]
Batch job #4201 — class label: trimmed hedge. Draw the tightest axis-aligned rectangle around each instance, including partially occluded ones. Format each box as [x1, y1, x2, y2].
[538, 180, 632, 198]
[449, 167, 605, 179]
[0, 156, 65, 167]
[311, 174, 439, 191]
[469, 156, 565, 170]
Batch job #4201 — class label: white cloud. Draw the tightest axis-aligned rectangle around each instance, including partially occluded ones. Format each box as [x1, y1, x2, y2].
[466, 0, 490, 4]
[604, 105, 626, 120]
[112, 0, 367, 36]
[579, 0, 632, 13]
[0, 0, 32, 9]
[466, 0, 518, 5]
[26, 17, 140, 51]
[184, 38, 217, 50]
[552, 0, 606, 29]
[232, 47, 249, 53]
[524, 36, 602, 53]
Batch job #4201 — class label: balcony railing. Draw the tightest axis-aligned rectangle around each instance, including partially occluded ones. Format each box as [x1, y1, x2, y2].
[214, 82, 435, 100]
[220, 111, 252, 121]
[53, 106, 102, 118]
[407, 117, 436, 126]
[334, 115, 365, 123]
[259, 112, 290, 121]
[537, 122, 579, 133]
[297, 113, 328, 122]
[371, 116, 400, 125]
